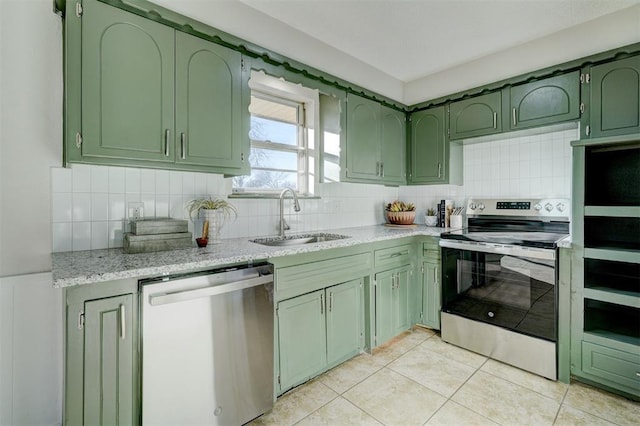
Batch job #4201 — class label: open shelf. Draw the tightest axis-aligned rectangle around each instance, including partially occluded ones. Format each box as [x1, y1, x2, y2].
[584, 258, 640, 296]
[584, 206, 640, 218]
[584, 248, 640, 264]
[584, 217, 640, 251]
[585, 143, 640, 206]
[584, 299, 640, 345]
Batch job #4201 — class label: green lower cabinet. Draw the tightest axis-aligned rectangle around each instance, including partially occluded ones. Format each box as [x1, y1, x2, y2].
[277, 279, 364, 393]
[421, 261, 441, 330]
[326, 279, 365, 365]
[277, 290, 328, 391]
[65, 288, 138, 426]
[588, 55, 640, 138]
[375, 265, 413, 346]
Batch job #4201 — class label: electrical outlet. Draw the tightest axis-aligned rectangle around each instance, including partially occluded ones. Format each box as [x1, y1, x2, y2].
[128, 202, 144, 220]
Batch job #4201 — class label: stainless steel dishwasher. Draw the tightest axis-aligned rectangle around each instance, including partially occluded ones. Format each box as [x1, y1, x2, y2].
[140, 263, 274, 425]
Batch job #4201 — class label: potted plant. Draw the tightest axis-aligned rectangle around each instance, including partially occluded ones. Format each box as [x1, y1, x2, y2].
[185, 197, 237, 244]
[425, 207, 438, 227]
[385, 200, 416, 225]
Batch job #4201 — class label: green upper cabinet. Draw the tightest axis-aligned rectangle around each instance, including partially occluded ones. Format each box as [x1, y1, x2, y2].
[345, 94, 380, 181]
[588, 55, 640, 139]
[380, 107, 407, 184]
[345, 94, 405, 184]
[508, 71, 580, 130]
[408, 106, 447, 184]
[70, 0, 248, 174]
[175, 31, 244, 170]
[450, 92, 502, 140]
[82, 0, 175, 164]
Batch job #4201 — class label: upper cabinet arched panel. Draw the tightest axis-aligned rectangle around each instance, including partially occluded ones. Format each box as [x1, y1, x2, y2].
[509, 71, 580, 130]
[176, 32, 243, 168]
[450, 92, 501, 140]
[82, 0, 175, 162]
[590, 56, 640, 138]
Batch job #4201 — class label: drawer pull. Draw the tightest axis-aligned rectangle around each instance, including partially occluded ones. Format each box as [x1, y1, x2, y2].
[636, 372, 640, 377]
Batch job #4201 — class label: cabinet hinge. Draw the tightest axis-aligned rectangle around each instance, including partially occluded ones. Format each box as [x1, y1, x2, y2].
[240, 152, 244, 162]
[75, 2, 83, 17]
[241, 58, 244, 71]
[579, 103, 585, 114]
[421, 264, 424, 273]
[580, 73, 590, 84]
[75, 132, 82, 149]
[447, 128, 450, 137]
[277, 375, 281, 385]
[78, 310, 85, 330]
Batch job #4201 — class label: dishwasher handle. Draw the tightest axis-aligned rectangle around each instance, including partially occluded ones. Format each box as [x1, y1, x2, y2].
[149, 273, 273, 306]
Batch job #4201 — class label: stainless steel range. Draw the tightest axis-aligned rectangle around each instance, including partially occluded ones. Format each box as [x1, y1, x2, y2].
[439, 198, 570, 379]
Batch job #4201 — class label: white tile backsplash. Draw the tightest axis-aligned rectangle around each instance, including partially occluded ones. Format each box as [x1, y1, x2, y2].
[50, 127, 578, 252]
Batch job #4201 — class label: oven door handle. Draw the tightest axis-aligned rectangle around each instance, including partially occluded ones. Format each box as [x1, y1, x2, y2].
[438, 239, 555, 261]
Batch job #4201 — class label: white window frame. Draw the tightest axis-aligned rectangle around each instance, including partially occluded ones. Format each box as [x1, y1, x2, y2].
[232, 71, 319, 196]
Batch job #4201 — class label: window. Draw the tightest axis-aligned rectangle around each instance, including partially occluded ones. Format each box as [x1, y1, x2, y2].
[233, 75, 317, 195]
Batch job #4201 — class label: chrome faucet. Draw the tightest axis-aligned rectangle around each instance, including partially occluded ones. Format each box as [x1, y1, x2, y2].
[279, 187, 301, 238]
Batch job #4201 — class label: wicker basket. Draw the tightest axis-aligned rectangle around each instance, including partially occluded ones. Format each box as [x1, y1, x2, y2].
[386, 210, 416, 225]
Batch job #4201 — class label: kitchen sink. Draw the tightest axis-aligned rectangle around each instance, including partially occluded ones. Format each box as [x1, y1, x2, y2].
[250, 233, 350, 247]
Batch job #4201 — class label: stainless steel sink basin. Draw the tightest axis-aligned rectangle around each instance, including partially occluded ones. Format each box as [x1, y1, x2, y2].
[250, 233, 350, 247]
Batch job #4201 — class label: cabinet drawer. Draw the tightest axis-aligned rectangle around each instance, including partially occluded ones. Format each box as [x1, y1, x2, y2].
[276, 253, 371, 300]
[581, 341, 640, 391]
[423, 240, 440, 261]
[375, 244, 413, 270]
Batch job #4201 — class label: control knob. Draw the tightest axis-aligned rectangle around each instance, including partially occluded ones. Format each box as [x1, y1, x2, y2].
[478, 203, 485, 211]
[469, 203, 477, 210]
[556, 202, 565, 212]
[534, 203, 542, 211]
[544, 203, 553, 212]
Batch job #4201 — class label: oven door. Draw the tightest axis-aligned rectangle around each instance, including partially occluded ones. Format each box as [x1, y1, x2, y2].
[440, 240, 557, 342]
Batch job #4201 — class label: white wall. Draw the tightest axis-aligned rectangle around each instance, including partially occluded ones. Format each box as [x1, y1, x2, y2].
[0, 0, 63, 277]
[0, 2, 64, 424]
[404, 5, 640, 104]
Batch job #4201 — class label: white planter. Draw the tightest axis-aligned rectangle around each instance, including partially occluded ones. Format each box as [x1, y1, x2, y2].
[202, 209, 223, 243]
[425, 215, 438, 227]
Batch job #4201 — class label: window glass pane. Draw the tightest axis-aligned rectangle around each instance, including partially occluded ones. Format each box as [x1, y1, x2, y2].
[250, 148, 297, 171]
[250, 117, 297, 146]
[241, 170, 298, 190]
[250, 96, 298, 124]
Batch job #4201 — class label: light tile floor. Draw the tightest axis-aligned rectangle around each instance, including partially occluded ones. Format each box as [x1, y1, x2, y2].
[251, 327, 640, 426]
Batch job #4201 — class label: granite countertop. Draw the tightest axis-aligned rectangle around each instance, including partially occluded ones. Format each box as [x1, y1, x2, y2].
[53, 225, 449, 288]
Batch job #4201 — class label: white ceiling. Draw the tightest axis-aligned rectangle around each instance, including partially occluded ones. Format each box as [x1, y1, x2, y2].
[149, 0, 640, 103]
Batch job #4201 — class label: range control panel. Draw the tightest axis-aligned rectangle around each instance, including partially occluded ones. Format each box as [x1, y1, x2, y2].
[467, 198, 571, 219]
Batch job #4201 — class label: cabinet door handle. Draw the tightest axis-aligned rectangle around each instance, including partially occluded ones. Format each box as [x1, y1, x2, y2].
[438, 162, 442, 178]
[512, 108, 517, 126]
[375, 161, 380, 176]
[434, 266, 438, 285]
[119, 304, 126, 340]
[380, 162, 384, 178]
[164, 129, 170, 156]
[180, 132, 186, 160]
[320, 293, 324, 315]
[493, 111, 498, 129]
[329, 292, 333, 312]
